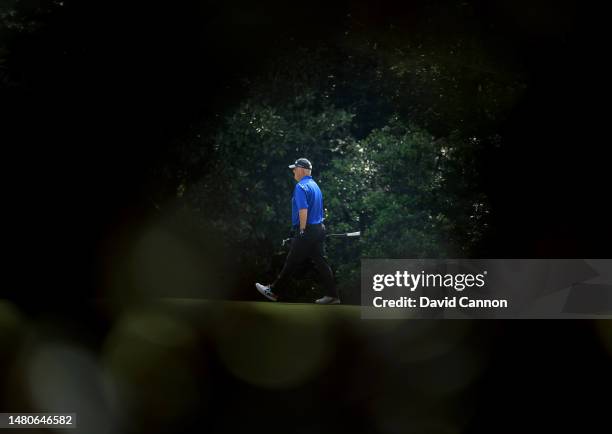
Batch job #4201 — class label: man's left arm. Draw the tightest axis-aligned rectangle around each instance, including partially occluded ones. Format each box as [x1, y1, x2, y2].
[294, 185, 309, 235]
[299, 209, 308, 233]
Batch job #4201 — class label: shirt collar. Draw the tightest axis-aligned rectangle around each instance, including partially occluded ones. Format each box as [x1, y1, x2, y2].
[299, 176, 312, 183]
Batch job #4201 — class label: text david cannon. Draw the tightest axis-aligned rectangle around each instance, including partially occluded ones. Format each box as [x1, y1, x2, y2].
[372, 296, 508, 308]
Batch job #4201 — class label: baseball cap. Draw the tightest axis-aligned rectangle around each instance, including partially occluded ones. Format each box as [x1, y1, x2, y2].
[288, 158, 312, 170]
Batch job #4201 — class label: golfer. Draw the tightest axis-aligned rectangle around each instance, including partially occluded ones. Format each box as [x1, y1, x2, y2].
[256, 158, 340, 304]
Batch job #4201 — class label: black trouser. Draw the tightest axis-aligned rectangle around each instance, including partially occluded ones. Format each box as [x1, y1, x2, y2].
[271, 223, 337, 298]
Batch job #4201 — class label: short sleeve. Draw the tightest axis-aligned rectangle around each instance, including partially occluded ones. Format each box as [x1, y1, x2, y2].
[294, 184, 309, 209]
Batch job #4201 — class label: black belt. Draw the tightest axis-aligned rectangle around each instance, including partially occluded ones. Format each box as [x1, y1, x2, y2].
[293, 222, 323, 227]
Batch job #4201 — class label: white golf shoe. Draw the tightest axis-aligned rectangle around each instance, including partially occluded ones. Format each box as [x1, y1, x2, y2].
[315, 296, 341, 305]
[255, 283, 279, 302]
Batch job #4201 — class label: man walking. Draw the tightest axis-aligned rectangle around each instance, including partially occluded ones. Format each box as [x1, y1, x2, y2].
[255, 158, 340, 304]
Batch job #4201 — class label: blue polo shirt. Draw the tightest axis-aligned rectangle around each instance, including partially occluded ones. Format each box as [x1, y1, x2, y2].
[292, 176, 324, 227]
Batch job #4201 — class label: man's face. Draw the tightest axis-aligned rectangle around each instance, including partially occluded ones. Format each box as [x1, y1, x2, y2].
[292, 167, 300, 181]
